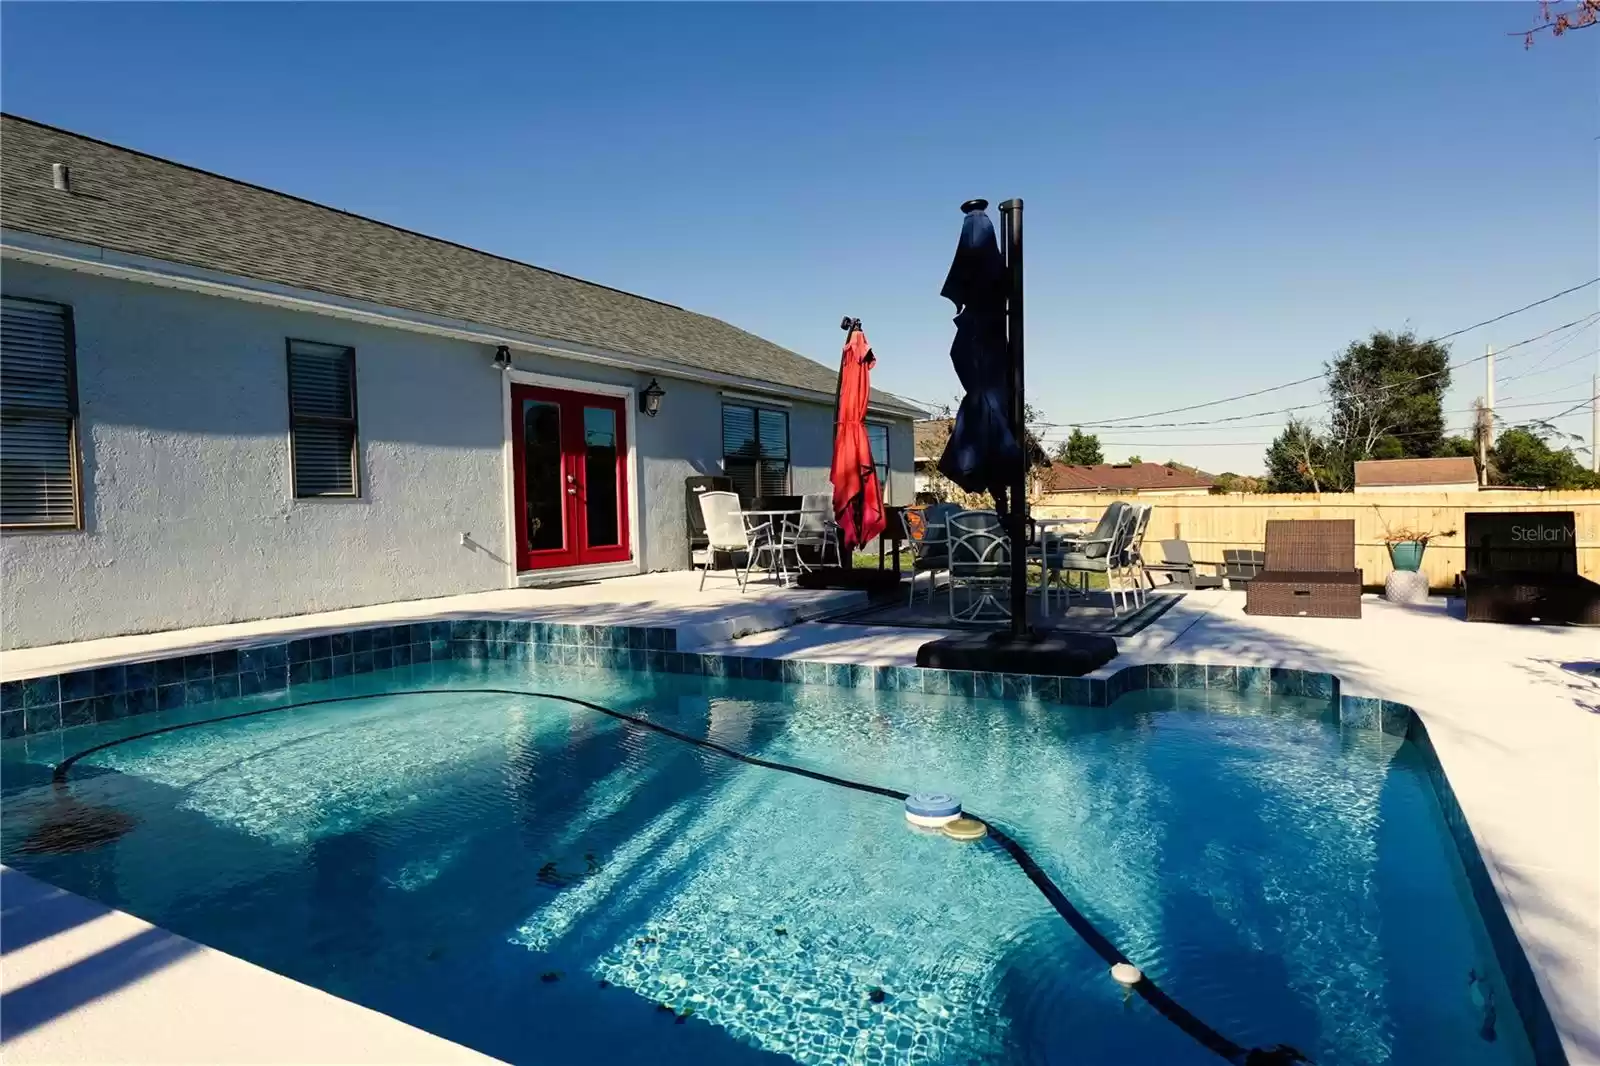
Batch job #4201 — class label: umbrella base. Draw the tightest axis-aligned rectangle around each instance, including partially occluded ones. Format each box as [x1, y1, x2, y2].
[915, 630, 1117, 677]
[795, 568, 903, 596]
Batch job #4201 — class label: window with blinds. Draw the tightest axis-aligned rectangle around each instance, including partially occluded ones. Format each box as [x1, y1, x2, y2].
[867, 422, 890, 504]
[721, 403, 789, 501]
[1, 296, 80, 529]
[286, 339, 360, 498]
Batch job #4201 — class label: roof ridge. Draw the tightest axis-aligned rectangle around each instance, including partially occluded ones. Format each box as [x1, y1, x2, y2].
[0, 112, 686, 313]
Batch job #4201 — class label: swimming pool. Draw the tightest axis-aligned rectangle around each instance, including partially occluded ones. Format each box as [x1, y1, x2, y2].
[2, 651, 1538, 1065]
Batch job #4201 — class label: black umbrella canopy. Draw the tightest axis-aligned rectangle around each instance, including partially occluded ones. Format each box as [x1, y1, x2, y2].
[936, 200, 1024, 517]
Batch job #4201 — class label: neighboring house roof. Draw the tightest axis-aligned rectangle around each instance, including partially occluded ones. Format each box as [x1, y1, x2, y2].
[0, 114, 921, 417]
[913, 418, 953, 462]
[1044, 462, 1216, 493]
[1354, 457, 1479, 488]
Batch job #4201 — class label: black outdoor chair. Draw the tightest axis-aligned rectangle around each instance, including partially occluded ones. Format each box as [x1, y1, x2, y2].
[1222, 549, 1267, 589]
[1145, 540, 1224, 590]
[1463, 510, 1599, 625]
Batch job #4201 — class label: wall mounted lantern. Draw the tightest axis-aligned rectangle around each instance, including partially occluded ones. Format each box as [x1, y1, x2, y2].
[639, 378, 666, 417]
[492, 345, 513, 371]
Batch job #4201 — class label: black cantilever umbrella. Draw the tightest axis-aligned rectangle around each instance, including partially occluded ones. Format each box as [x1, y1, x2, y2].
[936, 200, 1024, 520]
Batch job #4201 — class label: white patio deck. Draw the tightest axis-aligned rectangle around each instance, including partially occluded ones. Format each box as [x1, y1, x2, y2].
[0, 571, 866, 681]
[708, 589, 1600, 1064]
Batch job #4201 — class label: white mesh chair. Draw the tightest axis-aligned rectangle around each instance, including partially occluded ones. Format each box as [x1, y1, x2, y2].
[794, 491, 842, 569]
[947, 509, 1012, 622]
[1125, 504, 1154, 608]
[697, 491, 757, 591]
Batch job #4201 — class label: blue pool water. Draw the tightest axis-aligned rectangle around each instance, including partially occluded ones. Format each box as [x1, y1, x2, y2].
[2, 658, 1533, 1065]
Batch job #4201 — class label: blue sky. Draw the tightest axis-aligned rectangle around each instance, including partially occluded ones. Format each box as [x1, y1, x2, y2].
[3, 2, 1594, 473]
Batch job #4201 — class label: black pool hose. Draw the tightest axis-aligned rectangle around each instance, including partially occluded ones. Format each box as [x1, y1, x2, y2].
[51, 687, 1311, 1066]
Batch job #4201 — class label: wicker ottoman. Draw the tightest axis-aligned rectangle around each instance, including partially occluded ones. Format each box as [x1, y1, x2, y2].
[1245, 570, 1363, 618]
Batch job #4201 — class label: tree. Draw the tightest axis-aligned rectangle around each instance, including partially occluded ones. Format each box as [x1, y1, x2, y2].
[1323, 330, 1451, 487]
[1260, 330, 1454, 491]
[1052, 427, 1103, 465]
[1491, 426, 1600, 489]
[1211, 472, 1267, 494]
[1515, 0, 1598, 46]
[1265, 417, 1332, 493]
[1124, 454, 1143, 465]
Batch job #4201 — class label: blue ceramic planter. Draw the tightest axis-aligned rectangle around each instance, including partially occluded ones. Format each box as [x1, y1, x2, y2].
[1388, 540, 1426, 572]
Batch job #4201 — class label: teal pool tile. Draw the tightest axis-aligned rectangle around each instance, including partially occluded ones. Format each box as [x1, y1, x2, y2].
[1060, 677, 1094, 705]
[309, 659, 332, 682]
[429, 622, 451, 643]
[1086, 678, 1107, 706]
[1341, 696, 1381, 729]
[647, 629, 670, 651]
[781, 659, 805, 684]
[124, 661, 157, 691]
[211, 650, 239, 678]
[1173, 664, 1206, 690]
[1270, 668, 1306, 697]
[23, 676, 60, 708]
[1, 709, 24, 739]
[800, 661, 828, 685]
[1, 680, 24, 712]
[372, 648, 394, 671]
[155, 658, 186, 686]
[24, 702, 61, 734]
[126, 687, 157, 717]
[186, 679, 215, 704]
[331, 632, 353, 656]
[741, 657, 768, 681]
[1381, 700, 1412, 737]
[1030, 676, 1062, 703]
[63, 698, 97, 727]
[329, 654, 353, 678]
[921, 669, 950, 695]
[1206, 665, 1238, 690]
[157, 684, 186, 711]
[1000, 674, 1028, 701]
[895, 667, 922, 693]
[1237, 666, 1270, 695]
[212, 674, 240, 699]
[1146, 664, 1176, 690]
[92, 694, 129, 723]
[61, 670, 96, 702]
[948, 671, 976, 698]
[352, 651, 375, 674]
[1302, 672, 1335, 701]
[353, 629, 376, 653]
[579, 645, 599, 667]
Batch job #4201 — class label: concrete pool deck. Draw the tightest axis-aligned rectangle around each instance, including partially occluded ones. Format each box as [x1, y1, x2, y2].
[709, 589, 1600, 1064]
[0, 571, 865, 682]
[3, 578, 1595, 1063]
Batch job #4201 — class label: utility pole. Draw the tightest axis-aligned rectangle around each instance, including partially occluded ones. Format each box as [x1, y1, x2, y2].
[1480, 345, 1495, 486]
[1592, 361, 1599, 474]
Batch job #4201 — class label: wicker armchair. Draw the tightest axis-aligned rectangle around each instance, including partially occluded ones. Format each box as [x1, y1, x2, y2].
[1244, 519, 1362, 619]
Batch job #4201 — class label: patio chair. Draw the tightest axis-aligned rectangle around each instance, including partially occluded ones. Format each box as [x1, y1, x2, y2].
[947, 509, 1011, 622]
[697, 491, 798, 592]
[794, 491, 842, 570]
[1462, 510, 1600, 625]
[1244, 519, 1362, 619]
[1047, 501, 1140, 616]
[1221, 549, 1267, 589]
[697, 490, 753, 591]
[905, 503, 959, 605]
[1125, 503, 1154, 606]
[1145, 539, 1224, 590]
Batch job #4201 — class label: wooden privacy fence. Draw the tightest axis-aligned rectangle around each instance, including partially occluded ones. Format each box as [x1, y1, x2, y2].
[1035, 490, 1600, 588]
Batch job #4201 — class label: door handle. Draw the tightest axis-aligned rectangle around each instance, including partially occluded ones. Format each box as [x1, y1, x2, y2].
[567, 488, 578, 495]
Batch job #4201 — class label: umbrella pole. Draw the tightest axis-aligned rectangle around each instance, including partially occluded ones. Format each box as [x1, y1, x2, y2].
[999, 198, 1027, 638]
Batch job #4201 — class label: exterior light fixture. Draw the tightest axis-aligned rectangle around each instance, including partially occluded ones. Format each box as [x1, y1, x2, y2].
[492, 345, 513, 371]
[639, 377, 665, 417]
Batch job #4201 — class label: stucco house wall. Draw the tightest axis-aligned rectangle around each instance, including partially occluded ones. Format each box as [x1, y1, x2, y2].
[0, 261, 911, 648]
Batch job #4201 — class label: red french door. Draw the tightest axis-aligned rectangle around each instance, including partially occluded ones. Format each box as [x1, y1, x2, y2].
[511, 384, 631, 571]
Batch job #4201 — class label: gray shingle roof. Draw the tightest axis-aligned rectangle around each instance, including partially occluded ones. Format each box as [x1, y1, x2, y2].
[0, 114, 919, 415]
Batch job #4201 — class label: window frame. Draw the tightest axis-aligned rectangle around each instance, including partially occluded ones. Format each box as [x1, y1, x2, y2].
[285, 337, 362, 501]
[0, 295, 83, 532]
[720, 401, 791, 500]
[866, 420, 891, 506]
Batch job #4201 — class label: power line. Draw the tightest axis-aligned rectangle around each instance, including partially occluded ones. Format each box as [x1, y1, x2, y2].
[1045, 315, 1599, 431]
[1051, 279, 1599, 428]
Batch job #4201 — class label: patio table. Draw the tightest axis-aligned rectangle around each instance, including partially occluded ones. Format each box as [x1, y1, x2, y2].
[1033, 517, 1095, 616]
[739, 508, 827, 585]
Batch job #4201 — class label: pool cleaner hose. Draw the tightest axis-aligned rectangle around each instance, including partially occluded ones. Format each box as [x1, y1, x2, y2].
[53, 688, 1311, 1066]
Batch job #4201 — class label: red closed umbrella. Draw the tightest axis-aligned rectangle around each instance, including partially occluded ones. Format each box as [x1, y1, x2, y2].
[831, 318, 887, 552]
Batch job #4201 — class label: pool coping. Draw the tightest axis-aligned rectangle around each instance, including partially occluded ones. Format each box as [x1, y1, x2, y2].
[0, 617, 1567, 1065]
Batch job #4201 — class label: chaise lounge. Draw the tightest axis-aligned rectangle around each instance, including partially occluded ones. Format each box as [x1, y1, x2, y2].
[1244, 519, 1363, 619]
[1462, 510, 1600, 626]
